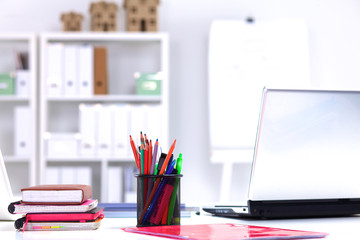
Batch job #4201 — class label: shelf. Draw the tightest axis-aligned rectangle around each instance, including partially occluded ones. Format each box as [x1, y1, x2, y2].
[46, 95, 162, 103]
[39, 31, 169, 202]
[0, 33, 37, 191]
[46, 156, 134, 162]
[3, 156, 30, 163]
[0, 96, 30, 102]
[0, 33, 35, 42]
[107, 157, 135, 162]
[42, 32, 168, 42]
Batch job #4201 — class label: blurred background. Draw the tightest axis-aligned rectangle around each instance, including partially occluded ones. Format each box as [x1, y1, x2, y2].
[1, 0, 360, 205]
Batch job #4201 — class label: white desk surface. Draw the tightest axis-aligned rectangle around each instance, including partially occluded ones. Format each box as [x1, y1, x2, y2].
[1, 212, 360, 239]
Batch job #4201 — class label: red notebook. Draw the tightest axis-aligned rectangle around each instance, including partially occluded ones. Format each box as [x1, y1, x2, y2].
[123, 223, 328, 240]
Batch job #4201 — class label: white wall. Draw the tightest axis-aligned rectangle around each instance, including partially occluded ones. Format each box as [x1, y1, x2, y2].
[1, 0, 360, 203]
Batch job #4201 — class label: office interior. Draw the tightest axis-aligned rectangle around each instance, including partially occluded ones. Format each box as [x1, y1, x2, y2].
[0, 0, 360, 206]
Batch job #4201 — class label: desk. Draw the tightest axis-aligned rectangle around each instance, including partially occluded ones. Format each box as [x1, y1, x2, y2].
[1, 213, 360, 239]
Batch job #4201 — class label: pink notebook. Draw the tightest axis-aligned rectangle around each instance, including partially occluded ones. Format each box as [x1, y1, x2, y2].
[123, 223, 328, 240]
[25, 207, 103, 222]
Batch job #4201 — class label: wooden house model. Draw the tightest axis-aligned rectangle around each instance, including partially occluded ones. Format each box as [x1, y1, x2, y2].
[124, 0, 160, 32]
[60, 12, 84, 31]
[90, 1, 118, 31]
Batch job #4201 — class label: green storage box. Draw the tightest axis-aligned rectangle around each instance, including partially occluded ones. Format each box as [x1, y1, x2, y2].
[135, 72, 162, 95]
[0, 73, 15, 95]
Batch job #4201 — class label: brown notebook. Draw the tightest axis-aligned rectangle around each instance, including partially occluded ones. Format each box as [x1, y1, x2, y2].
[21, 184, 92, 205]
[94, 47, 108, 95]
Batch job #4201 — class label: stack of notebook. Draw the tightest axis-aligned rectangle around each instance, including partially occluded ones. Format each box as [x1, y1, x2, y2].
[8, 184, 104, 231]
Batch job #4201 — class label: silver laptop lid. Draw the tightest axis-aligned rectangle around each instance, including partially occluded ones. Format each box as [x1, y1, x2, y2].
[249, 88, 360, 201]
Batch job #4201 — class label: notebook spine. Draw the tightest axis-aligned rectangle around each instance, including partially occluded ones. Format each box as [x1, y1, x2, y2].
[8, 201, 20, 214]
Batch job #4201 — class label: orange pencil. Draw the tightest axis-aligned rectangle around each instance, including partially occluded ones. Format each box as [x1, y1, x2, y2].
[129, 135, 140, 171]
[159, 139, 176, 175]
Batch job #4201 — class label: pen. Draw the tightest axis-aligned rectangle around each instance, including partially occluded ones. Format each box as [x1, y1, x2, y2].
[157, 153, 166, 174]
[154, 163, 158, 175]
[167, 153, 183, 224]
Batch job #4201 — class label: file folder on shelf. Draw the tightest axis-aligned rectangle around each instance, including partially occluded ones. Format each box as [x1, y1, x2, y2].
[107, 166, 123, 203]
[96, 104, 112, 156]
[15, 70, 30, 96]
[113, 104, 130, 157]
[79, 104, 96, 156]
[14, 106, 31, 156]
[78, 45, 94, 96]
[46, 43, 64, 96]
[64, 45, 79, 95]
[94, 47, 108, 95]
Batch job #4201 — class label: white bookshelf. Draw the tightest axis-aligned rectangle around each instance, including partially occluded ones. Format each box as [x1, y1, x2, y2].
[0, 33, 37, 196]
[39, 32, 169, 202]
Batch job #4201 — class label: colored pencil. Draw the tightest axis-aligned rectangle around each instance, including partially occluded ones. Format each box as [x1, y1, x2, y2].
[159, 139, 176, 175]
[150, 139, 158, 175]
[130, 135, 140, 171]
[148, 140, 153, 174]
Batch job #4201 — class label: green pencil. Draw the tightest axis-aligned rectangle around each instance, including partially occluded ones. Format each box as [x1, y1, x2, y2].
[167, 153, 183, 224]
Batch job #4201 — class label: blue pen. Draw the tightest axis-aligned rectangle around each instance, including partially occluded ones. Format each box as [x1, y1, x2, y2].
[142, 160, 176, 224]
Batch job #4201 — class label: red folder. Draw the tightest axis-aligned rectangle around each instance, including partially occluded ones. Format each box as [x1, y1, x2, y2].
[123, 223, 328, 240]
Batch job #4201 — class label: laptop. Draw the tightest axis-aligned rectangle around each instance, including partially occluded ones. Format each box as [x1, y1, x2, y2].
[203, 88, 360, 218]
[0, 149, 17, 221]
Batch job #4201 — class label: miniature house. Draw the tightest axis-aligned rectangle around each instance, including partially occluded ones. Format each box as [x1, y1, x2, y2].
[60, 12, 84, 31]
[90, 1, 118, 32]
[124, 0, 160, 32]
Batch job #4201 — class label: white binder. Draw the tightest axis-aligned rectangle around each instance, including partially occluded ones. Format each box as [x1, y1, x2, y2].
[79, 104, 96, 156]
[96, 104, 113, 156]
[144, 104, 162, 142]
[46, 132, 79, 157]
[76, 167, 92, 186]
[46, 43, 64, 96]
[113, 104, 130, 157]
[60, 167, 76, 184]
[15, 70, 30, 96]
[107, 166, 123, 202]
[64, 45, 78, 95]
[78, 45, 94, 96]
[14, 106, 31, 156]
[130, 105, 145, 143]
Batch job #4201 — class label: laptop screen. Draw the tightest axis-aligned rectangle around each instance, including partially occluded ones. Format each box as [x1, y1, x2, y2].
[249, 88, 360, 200]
